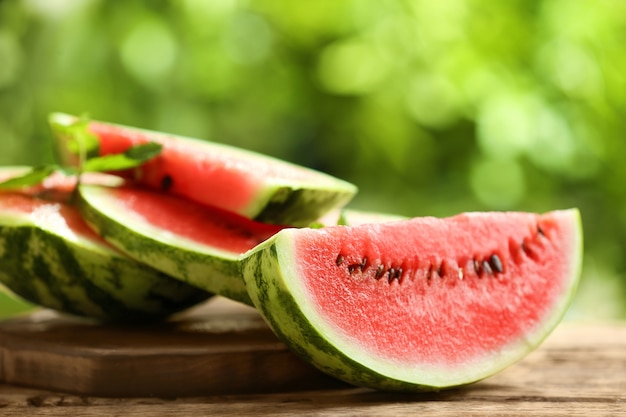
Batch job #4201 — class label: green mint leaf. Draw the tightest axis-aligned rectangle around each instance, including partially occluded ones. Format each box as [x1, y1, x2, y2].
[81, 154, 140, 172]
[124, 142, 163, 161]
[82, 142, 162, 172]
[0, 166, 58, 189]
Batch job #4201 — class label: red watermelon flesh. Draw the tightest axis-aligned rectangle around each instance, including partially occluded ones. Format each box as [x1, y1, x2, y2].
[105, 185, 286, 255]
[242, 209, 582, 390]
[0, 193, 95, 239]
[93, 124, 265, 214]
[306, 211, 576, 365]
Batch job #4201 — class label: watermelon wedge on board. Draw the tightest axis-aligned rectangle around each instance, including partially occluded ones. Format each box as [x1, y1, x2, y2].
[0, 167, 211, 322]
[49, 113, 358, 227]
[241, 209, 582, 391]
[77, 180, 286, 305]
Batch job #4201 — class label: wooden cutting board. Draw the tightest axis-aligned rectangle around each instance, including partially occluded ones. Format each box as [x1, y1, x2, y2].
[0, 297, 345, 397]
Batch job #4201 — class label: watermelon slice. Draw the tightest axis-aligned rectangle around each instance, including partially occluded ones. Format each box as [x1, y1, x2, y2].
[76, 180, 286, 305]
[0, 167, 211, 322]
[49, 113, 358, 227]
[241, 209, 583, 391]
[76, 179, 413, 304]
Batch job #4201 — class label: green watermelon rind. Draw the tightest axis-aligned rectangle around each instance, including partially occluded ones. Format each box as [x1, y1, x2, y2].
[77, 183, 251, 305]
[0, 208, 211, 322]
[253, 186, 357, 227]
[49, 112, 358, 227]
[241, 209, 583, 391]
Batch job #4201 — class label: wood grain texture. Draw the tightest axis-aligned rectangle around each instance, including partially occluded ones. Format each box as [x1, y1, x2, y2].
[0, 297, 345, 397]
[0, 298, 624, 415]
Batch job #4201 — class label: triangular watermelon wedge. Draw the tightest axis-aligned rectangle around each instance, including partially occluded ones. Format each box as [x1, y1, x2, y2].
[77, 180, 286, 305]
[241, 209, 582, 391]
[49, 113, 358, 227]
[76, 180, 415, 305]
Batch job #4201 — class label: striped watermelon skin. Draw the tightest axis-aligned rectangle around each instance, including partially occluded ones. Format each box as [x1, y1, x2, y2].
[77, 183, 255, 305]
[0, 184, 211, 322]
[240, 209, 583, 391]
[240, 242, 413, 390]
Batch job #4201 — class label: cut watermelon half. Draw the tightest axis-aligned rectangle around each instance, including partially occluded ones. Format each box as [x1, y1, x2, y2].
[0, 167, 211, 322]
[49, 113, 358, 227]
[77, 180, 286, 305]
[241, 209, 583, 391]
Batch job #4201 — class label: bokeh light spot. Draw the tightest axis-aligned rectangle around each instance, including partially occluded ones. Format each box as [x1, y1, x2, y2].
[23, 0, 81, 20]
[537, 39, 602, 98]
[477, 92, 534, 159]
[470, 157, 525, 209]
[405, 73, 460, 128]
[317, 38, 387, 95]
[0, 31, 21, 89]
[526, 104, 575, 173]
[221, 13, 273, 65]
[120, 17, 178, 88]
[181, 0, 238, 25]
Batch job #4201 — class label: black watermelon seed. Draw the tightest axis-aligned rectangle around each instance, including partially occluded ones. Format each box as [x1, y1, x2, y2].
[335, 254, 345, 266]
[490, 254, 503, 273]
[348, 264, 360, 274]
[521, 238, 541, 261]
[360, 257, 368, 270]
[509, 238, 523, 264]
[375, 264, 385, 279]
[473, 259, 481, 275]
[426, 265, 433, 281]
[482, 260, 493, 275]
[537, 226, 545, 237]
[395, 267, 403, 281]
[387, 268, 396, 283]
[160, 174, 174, 191]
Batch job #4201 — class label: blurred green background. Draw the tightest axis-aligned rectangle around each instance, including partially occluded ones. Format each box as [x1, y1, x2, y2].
[0, 0, 624, 320]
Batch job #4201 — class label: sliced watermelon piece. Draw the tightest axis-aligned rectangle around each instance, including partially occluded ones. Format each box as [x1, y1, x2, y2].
[241, 209, 583, 391]
[0, 167, 211, 322]
[77, 180, 286, 305]
[49, 113, 358, 227]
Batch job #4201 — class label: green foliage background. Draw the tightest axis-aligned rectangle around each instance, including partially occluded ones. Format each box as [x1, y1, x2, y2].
[1, 0, 624, 319]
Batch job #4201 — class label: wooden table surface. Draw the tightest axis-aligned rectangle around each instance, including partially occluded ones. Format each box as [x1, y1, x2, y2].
[0, 319, 624, 416]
